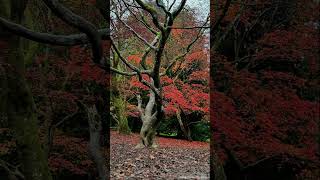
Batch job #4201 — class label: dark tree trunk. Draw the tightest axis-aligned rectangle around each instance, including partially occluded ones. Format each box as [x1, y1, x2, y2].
[87, 104, 107, 180]
[1, 1, 52, 179]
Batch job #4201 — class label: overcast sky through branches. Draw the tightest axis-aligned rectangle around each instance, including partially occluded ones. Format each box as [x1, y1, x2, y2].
[165, 0, 209, 20]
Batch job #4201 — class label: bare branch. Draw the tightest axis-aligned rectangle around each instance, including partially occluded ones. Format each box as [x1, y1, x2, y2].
[212, 2, 245, 51]
[172, 0, 187, 19]
[169, 14, 210, 29]
[114, 12, 157, 50]
[135, 0, 165, 32]
[141, 35, 160, 69]
[111, 38, 159, 94]
[111, 39, 144, 73]
[110, 67, 150, 76]
[156, 0, 171, 17]
[54, 110, 78, 128]
[0, 16, 109, 46]
[42, 0, 103, 64]
[138, 8, 159, 34]
[139, 77, 160, 96]
[168, 0, 177, 11]
[111, 67, 136, 76]
[122, 0, 158, 35]
[168, 26, 210, 29]
[161, 20, 206, 76]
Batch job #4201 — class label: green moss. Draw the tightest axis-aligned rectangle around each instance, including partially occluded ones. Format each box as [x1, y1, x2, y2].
[114, 96, 131, 134]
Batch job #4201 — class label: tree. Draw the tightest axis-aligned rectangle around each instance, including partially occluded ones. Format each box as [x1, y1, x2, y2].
[113, 3, 210, 141]
[0, 1, 52, 179]
[111, 0, 209, 148]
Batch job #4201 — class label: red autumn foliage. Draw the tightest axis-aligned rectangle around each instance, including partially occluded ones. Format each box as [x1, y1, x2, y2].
[126, 49, 209, 118]
[211, 0, 319, 178]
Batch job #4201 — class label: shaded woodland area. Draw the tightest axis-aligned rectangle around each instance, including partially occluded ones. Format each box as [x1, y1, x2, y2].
[210, 0, 319, 179]
[0, 0, 109, 179]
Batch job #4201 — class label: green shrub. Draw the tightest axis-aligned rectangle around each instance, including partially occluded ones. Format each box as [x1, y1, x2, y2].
[190, 121, 210, 142]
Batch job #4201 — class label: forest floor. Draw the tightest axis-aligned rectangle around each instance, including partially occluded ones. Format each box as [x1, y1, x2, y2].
[110, 130, 210, 179]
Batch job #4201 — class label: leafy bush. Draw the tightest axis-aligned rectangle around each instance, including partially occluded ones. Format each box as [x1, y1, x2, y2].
[157, 118, 179, 136]
[190, 122, 210, 142]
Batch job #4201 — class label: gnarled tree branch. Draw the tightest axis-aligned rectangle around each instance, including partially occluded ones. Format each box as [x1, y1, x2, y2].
[0, 16, 109, 46]
[42, 0, 104, 64]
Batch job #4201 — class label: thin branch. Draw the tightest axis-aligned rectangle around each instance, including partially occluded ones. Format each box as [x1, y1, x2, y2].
[135, 0, 165, 32]
[161, 20, 206, 76]
[212, 3, 245, 51]
[110, 67, 150, 76]
[168, 26, 210, 29]
[122, 0, 158, 35]
[111, 67, 137, 76]
[111, 38, 158, 94]
[171, 0, 187, 19]
[187, 121, 203, 126]
[138, 8, 159, 34]
[111, 39, 144, 73]
[141, 35, 160, 70]
[114, 12, 157, 50]
[156, 0, 171, 17]
[54, 110, 78, 128]
[242, 155, 278, 171]
[168, 0, 177, 11]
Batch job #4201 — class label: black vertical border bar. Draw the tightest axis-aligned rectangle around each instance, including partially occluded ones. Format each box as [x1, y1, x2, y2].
[105, 0, 111, 178]
[209, 0, 214, 178]
[95, 0, 111, 178]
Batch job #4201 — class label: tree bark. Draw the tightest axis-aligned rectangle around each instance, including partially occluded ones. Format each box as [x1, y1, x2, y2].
[138, 116, 158, 148]
[86, 104, 107, 180]
[135, 88, 160, 148]
[176, 107, 192, 141]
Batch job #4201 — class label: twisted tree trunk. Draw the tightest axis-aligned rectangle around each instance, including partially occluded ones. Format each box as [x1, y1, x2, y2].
[135, 82, 162, 148]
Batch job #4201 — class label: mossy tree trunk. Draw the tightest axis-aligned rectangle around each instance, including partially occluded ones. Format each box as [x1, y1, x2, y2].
[113, 96, 130, 134]
[111, 50, 131, 134]
[2, 0, 52, 179]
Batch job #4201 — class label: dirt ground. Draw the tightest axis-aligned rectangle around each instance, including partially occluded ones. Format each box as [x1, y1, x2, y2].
[110, 131, 210, 179]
